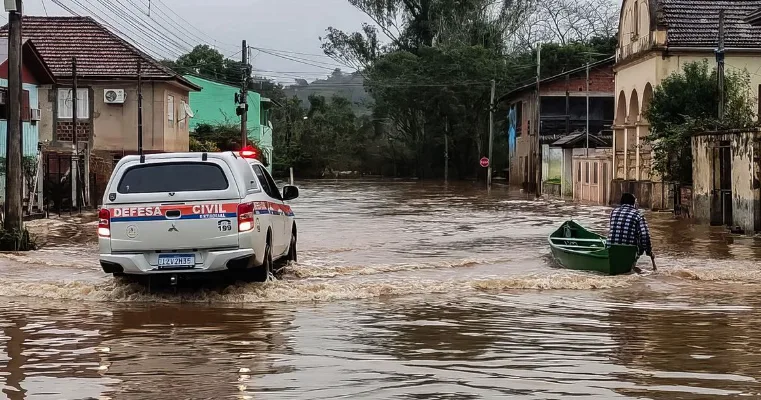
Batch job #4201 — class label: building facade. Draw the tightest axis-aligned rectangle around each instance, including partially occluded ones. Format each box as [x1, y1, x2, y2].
[184, 75, 276, 171]
[0, 38, 55, 208]
[1, 16, 201, 207]
[499, 57, 615, 193]
[692, 129, 761, 234]
[613, 0, 761, 210]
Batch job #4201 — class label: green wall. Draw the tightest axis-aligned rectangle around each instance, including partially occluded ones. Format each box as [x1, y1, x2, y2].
[183, 75, 264, 143]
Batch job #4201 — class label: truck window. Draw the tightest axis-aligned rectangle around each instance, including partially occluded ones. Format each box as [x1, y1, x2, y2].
[117, 162, 229, 194]
[252, 165, 281, 200]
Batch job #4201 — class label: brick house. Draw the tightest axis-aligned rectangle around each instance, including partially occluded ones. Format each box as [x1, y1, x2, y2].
[1, 16, 201, 207]
[498, 56, 615, 194]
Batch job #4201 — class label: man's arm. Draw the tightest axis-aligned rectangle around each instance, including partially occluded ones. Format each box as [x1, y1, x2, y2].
[638, 215, 653, 256]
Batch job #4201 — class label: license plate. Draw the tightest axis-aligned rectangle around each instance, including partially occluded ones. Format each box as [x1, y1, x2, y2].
[157, 254, 195, 269]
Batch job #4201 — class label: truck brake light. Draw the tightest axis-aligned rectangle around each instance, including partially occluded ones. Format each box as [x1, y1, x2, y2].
[238, 202, 254, 232]
[98, 208, 111, 237]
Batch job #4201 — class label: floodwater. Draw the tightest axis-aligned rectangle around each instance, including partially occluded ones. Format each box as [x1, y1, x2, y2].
[2, 181, 761, 399]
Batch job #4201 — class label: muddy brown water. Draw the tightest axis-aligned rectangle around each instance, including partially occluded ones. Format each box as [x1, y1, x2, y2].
[2, 181, 761, 399]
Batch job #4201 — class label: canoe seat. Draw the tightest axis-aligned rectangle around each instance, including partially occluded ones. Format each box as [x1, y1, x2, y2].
[556, 244, 604, 250]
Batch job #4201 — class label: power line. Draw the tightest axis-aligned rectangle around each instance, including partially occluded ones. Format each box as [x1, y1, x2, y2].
[151, 0, 238, 52]
[98, 0, 194, 53]
[41, 0, 49, 16]
[117, 0, 197, 51]
[55, 0, 185, 59]
[253, 47, 347, 71]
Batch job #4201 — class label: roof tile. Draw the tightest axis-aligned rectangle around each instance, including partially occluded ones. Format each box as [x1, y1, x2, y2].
[0, 16, 198, 89]
[661, 0, 761, 48]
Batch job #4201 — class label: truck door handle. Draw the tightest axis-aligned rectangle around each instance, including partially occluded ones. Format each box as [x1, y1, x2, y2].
[166, 210, 181, 219]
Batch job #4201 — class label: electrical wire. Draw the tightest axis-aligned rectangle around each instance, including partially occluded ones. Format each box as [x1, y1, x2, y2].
[54, 0, 185, 59]
[252, 47, 349, 71]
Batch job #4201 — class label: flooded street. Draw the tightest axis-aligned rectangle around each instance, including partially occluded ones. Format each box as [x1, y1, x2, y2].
[2, 180, 761, 399]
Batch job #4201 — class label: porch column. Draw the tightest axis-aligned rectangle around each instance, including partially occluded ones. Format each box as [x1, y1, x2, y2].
[635, 123, 641, 181]
[623, 127, 629, 180]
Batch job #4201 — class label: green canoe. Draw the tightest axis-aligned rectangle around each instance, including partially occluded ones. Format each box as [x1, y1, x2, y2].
[548, 220, 640, 275]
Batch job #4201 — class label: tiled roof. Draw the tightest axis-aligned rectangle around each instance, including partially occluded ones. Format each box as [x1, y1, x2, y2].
[660, 0, 761, 48]
[0, 16, 199, 89]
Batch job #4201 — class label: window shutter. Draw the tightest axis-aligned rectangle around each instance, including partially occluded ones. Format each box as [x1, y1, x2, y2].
[77, 88, 88, 119]
[58, 88, 71, 119]
[21, 90, 29, 121]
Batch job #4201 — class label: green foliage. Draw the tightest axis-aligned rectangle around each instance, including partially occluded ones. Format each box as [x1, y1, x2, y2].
[314, 0, 617, 180]
[644, 60, 757, 183]
[189, 123, 267, 165]
[161, 45, 243, 83]
[0, 227, 36, 251]
[272, 94, 378, 177]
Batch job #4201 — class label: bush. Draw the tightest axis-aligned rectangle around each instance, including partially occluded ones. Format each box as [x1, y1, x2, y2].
[0, 227, 37, 251]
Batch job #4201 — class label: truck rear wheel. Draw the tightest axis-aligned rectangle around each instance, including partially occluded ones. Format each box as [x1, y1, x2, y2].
[250, 238, 273, 283]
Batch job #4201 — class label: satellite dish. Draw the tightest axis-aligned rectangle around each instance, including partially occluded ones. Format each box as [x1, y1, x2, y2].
[184, 102, 194, 118]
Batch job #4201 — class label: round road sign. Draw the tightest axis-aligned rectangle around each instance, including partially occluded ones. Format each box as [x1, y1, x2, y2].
[480, 157, 490, 168]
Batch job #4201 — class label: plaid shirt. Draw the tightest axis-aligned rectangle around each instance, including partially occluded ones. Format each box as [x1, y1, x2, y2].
[608, 204, 652, 255]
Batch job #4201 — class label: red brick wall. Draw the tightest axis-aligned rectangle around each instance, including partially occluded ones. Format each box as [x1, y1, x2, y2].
[540, 66, 614, 93]
[56, 121, 90, 143]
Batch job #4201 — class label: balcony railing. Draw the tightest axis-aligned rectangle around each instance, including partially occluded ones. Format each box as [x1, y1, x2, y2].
[617, 32, 656, 62]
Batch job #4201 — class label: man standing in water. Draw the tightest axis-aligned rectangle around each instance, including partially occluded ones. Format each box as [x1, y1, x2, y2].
[608, 193, 655, 273]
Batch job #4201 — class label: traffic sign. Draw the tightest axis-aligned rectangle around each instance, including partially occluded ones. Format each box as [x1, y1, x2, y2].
[480, 157, 489, 168]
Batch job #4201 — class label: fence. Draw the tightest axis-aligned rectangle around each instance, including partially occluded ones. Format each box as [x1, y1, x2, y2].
[43, 153, 99, 215]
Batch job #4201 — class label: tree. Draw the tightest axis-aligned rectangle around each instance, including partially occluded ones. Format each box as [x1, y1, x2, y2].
[318, 0, 618, 180]
[162, 45, 243, 83]
[645, 60, 757, 184]
[510, 0, 618, 50]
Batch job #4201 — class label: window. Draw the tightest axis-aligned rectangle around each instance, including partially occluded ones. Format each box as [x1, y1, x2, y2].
[167, 95, 175, 127]
[577, 162, 581, 182]
[117, 162, 228, 194]
[585, 162, 590, 183]
[593, 162, 599, 184]
[253, 165, 281, 200]
[57, 88, 89, 119]
[179, 99, 187, 129]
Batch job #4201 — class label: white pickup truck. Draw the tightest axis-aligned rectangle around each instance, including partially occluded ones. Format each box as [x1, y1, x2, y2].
[97, 150, 298, 282]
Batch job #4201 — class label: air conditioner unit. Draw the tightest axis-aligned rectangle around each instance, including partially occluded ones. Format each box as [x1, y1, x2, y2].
[104, 89, 126, 104]
[30, 108, 41, 121]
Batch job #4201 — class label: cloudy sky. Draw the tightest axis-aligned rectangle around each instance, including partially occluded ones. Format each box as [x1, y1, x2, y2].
[13, 0, 374, 83]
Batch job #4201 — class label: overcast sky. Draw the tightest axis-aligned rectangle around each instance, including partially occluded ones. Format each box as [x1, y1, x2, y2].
[14, 0, 373, 83]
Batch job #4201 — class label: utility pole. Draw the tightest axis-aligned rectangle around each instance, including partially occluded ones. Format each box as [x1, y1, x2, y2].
[585, 60, 590, 156]
[487, 79, 495, 189]
[444, 115, 449, 184]
[565, 73, 570, 136]
[72, 57, 82, 209]
[4, 0, 23, 232]
[535, 44, 542, 198]
[137, 62, 144, 161]
[717, 10, 725, 120]
[240, 40, 249, 148]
